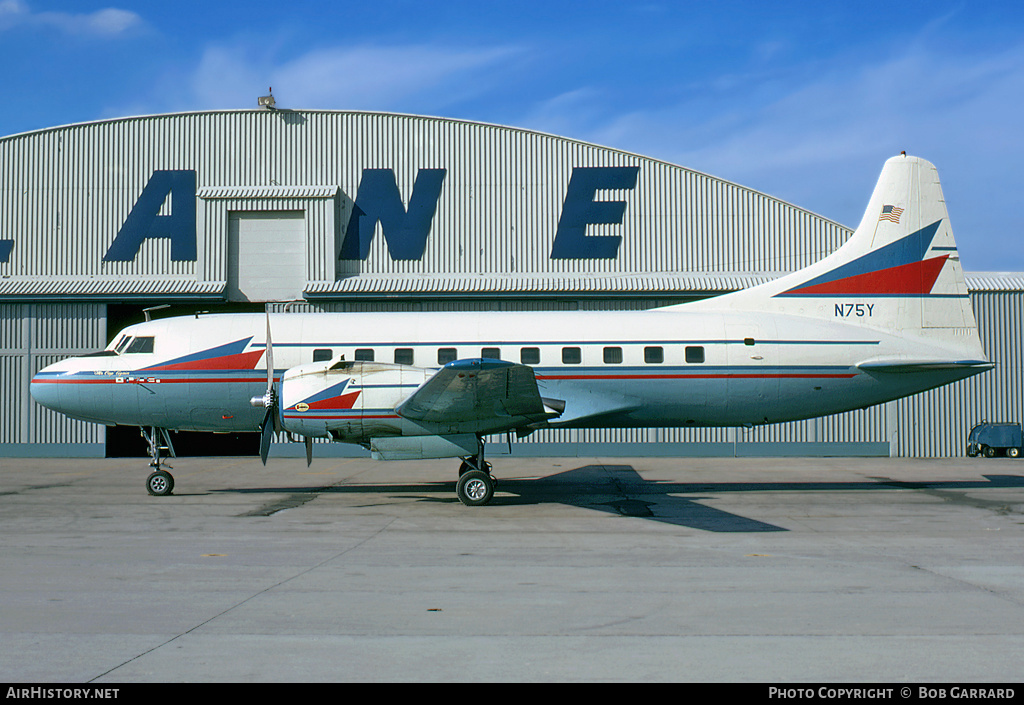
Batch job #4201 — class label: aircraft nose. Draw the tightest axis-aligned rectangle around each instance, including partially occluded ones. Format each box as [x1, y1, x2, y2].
[30, 364, 64, 412]
[30, 351, 135, 427]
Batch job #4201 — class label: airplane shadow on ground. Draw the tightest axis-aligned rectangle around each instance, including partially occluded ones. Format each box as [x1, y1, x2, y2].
[214, 464, 1024, 534]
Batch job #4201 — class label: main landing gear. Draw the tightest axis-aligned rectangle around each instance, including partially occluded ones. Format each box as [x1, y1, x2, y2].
[141, 426, 176, 496]
[456, 439, 495, 506]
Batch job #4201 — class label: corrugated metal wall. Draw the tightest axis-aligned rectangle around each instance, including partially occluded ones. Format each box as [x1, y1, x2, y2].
[0, 111, 850, 293]
[893, 290, 1024, 457]
[0, 303, 106, 451]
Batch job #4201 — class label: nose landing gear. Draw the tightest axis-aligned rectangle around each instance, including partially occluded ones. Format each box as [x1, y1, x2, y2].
[141, 426, 176, 496]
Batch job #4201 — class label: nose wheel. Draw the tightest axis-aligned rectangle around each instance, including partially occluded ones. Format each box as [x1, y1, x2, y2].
[146, 469, 175, 496]
[141, 426, 176, 496]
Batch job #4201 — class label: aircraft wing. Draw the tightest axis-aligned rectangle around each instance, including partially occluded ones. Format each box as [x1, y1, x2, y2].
[395, 358, 563, 434]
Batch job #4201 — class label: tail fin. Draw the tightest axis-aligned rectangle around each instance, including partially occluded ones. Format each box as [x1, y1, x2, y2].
[685, 155, 987, 360]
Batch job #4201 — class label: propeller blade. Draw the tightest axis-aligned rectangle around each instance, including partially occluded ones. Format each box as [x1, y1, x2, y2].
[265, 308, 275, 392]
[259, 407, 274, 465]
[257, 307, 280, 463]
[304, 436, 313, 467]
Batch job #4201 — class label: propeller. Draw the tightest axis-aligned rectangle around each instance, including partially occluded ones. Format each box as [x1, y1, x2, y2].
[249, 309, 315, 467]
[250, 309, 279, 465]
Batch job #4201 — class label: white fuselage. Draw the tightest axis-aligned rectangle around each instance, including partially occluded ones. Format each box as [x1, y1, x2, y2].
[29, 308, 980, 442]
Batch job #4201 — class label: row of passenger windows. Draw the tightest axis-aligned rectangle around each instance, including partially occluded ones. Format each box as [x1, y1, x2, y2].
[312, 345, 707, 365]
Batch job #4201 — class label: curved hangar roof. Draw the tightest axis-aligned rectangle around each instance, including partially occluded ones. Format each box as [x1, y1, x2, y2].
[0, 110, 853, 301]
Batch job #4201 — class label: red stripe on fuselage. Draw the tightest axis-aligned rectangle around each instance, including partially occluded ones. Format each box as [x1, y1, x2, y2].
[39, 372, 856, 384]
[34, 376, 268, 384]
[145, 349, 266, 372]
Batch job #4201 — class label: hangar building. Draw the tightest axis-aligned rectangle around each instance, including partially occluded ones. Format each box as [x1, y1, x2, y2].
[1, 109, 1021, 459]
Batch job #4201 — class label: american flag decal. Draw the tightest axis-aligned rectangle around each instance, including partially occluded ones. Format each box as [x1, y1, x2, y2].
[879, 204, 904, 223]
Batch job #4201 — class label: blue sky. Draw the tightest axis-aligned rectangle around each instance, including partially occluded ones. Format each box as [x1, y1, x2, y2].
[2, 0, 1022, 271]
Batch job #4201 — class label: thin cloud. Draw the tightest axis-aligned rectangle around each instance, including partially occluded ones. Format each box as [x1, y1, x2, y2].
[188, 41, 523, 113]
[0, 0, 144, 37]
[667, 42, 1024, 228]
[518, 88, 612, 140]
[507, 37, 1024, 271]
[540, 41, 1023, 195]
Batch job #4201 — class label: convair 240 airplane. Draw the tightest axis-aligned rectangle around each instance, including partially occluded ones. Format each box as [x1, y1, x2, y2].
[31, 155, 992, 505]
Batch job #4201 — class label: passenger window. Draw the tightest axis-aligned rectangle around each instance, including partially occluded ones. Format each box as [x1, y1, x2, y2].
[603, 346, 622, 364]
[644, 346, 663, 364]
[394, 348, 414, 365]
[685, 346, 705, 363]
[355, 348, 374, 362]
[125, 336, 154, 354]
[313, 348, 332, 362]
[437, 348, 457, 365]
[562, 347, 582, 364]
[521, 347, 540, 365]
[481, 347, 501, 359]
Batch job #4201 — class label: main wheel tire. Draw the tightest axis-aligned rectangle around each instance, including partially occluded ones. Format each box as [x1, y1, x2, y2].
[1008, 447, 1021, 459]
[146, 470, 174, 496]
[456, 470, 494, 506]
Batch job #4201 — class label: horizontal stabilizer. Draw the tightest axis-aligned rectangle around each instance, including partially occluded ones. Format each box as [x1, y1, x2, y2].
[857, 359, 995, 374]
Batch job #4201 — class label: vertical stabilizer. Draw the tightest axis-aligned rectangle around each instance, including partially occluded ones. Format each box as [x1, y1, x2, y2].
[683, 155, 986, 360]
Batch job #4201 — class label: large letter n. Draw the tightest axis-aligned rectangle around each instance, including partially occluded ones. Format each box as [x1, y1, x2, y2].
[340, 169, 446, 260]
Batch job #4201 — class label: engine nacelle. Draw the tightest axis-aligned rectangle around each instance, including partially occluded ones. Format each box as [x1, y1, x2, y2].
[369, 434, 479, 460]
[279, 359, 430, 442]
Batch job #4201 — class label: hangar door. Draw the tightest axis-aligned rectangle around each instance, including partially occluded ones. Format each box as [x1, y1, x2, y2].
[227, 211, 305, 302]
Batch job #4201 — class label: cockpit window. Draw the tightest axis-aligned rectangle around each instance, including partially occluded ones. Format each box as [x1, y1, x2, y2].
[124, 336, 155, 354]
[114, 336, 132, 354]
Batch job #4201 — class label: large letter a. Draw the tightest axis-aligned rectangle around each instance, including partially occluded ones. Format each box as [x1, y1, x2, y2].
[104, 170, 197, 262]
